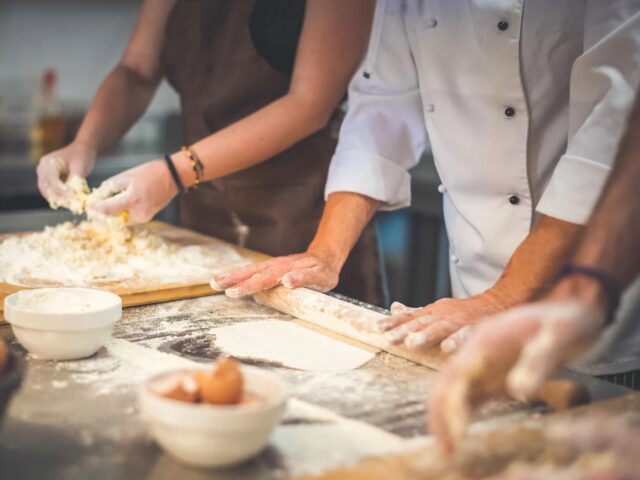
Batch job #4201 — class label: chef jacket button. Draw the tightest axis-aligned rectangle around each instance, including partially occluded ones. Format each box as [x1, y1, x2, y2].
[437, 184, 446, 194]
[425, 104, 435, 113]
[498, 20, 509, 31]
[509, 195, 520, 205]
[504, 107, 516, 118]
[450, 253, 460, 264]
[427, 18, 438, 28]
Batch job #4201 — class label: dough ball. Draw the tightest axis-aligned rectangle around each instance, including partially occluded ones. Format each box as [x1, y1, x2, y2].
[0, 339, 7, 376]
[198, 357, 243, 405]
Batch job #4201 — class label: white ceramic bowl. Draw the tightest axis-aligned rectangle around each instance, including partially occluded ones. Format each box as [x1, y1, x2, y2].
[3, 287, 122, 360]
[139, 366, 288, 469]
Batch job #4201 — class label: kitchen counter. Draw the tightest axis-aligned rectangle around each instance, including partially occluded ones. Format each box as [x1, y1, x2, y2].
[0, 293, 629, 480]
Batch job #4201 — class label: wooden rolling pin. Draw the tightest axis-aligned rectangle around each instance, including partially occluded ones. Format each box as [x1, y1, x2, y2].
[254, 286, 591, 410]
[533, 379, 590, 410]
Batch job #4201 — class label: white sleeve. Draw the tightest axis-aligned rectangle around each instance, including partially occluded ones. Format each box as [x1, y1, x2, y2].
[324, 0, 427, 211]
[536, 1, 640, 224]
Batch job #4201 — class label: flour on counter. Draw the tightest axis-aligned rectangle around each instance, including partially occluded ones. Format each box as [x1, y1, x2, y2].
[210, 319, 376, 372]
[0, 219, 245, 287]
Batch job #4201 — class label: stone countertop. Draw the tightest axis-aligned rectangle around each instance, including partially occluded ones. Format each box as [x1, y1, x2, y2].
[0, 294, 627, 480]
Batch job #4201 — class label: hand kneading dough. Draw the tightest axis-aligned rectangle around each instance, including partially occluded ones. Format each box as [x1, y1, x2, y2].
[210, 320, 375, 372]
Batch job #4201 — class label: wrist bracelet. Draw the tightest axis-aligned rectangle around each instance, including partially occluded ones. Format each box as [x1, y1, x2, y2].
[163, 153, 185, 194]
[555, 264, 621, 325]
[182, 145, 205, 190]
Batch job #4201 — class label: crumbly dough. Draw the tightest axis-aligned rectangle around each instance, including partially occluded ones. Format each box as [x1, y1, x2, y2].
[47, 175, 123, 217]
[0, 219, 245, 288]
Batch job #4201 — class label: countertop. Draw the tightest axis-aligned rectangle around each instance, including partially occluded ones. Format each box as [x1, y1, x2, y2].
[0, 293, 630, 480]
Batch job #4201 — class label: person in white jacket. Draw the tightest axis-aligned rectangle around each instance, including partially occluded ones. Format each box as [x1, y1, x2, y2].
[429, 90, 640, 451]
[214, 1, 640, 384]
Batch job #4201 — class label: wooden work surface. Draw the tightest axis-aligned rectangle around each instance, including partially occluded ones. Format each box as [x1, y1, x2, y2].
[0, 221, 269, 322]
[0, 221, 446, 369]
[297, 392, 640, 480]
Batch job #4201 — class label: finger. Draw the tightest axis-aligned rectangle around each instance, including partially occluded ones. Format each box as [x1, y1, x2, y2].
[211, 262, 272, 290]
[214, 256, 295, 290]
[225, 270, 282, 298]
[281, 267, 336, 291]
[507, 324, 562, 401]
[389, 301, 419, 315]
[369, 309, 424, 334]
[404, 319, 458, 349]
[385, 315, 438, 344]
[441, 325, 473, 354]
[37, 158, 68, 200]
[89, 189, 133, 217]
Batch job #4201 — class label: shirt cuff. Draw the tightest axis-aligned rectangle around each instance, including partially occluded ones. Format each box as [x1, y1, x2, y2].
[536, 154, 611, 225]
[324, 149, 411, 211]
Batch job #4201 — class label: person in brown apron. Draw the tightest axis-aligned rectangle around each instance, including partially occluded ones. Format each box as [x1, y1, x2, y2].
[36, 0, 383, 306]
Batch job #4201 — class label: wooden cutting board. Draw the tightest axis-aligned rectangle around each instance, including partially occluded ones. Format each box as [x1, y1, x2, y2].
[0, 221, 269, 322]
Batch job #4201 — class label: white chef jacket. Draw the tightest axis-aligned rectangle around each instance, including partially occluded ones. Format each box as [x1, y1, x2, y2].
[326, 0, 640, 374]
[328, 0, 640, 297]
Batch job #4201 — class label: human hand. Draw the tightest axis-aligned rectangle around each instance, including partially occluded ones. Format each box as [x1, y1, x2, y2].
[428, 294, 606, 452]
[211, 249, 341, 298]
[37, 142, 96, 210]
[88, 159, 177, 224]
[371, 291, 507, 353]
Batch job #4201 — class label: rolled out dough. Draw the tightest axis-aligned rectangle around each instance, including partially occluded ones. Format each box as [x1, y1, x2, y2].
[210, 319, 376, 372]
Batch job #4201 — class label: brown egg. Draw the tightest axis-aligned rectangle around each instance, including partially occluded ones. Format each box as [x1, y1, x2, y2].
[198, 357, 244, 405]
[0, 339, 7, 376]
[152, 372, 200, 403]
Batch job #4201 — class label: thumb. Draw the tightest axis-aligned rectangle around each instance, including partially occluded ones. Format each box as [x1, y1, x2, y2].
[88, 177, 133, 217]
[390, 301, 419, 315]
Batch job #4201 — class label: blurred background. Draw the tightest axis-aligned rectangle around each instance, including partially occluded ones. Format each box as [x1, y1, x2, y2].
[0, 0, 449, 308]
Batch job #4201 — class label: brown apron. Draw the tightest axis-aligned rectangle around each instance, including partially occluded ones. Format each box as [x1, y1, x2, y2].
[161, 0, 383, 305]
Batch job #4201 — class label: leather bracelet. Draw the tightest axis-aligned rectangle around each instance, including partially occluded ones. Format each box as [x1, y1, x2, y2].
[555, 264, 621, 325]
[163, 153, 185, 194]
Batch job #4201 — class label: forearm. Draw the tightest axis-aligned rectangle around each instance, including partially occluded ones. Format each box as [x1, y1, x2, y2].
[572, 96, 640, 287]
[487, 215, 583, 307]
[75, 65, 160, 154]
[172, 94, 333, 186]
[307, 192, 381, 271]
[549, 96, 640, 309]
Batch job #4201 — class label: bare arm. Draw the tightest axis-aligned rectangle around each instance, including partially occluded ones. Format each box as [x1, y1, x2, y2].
[171, 0, 375, 186]
[553, 94, 640, 304]
[377, 214, 583, 352]
[92, 0, 376, 224]
[75, 0, 176, 154]
[486, 215, 583, 306]
[37, 0, 176, 205]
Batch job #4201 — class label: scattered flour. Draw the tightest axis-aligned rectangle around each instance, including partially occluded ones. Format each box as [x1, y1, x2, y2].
[0, 219, 244, 288]
[210, 319, 376, 372]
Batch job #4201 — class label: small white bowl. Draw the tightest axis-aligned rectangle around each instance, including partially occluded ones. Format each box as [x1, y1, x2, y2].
[139, 366, 288, 468]
[4, 287, 122, 360]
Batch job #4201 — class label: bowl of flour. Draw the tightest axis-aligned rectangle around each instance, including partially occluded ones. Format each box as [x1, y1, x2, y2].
[4, 288, 122, 360]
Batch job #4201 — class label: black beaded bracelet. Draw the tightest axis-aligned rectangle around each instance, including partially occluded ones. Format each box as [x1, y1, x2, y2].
[555, 264, 621, 325]
[164, 153, 185, 194]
